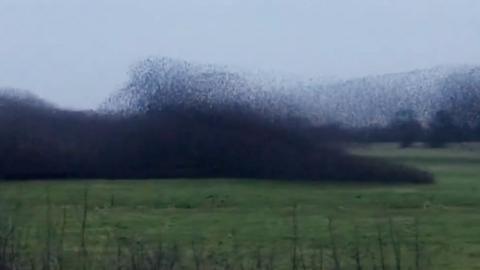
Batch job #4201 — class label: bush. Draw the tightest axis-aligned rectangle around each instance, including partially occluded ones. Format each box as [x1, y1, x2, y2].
[0, 88, 434, 184]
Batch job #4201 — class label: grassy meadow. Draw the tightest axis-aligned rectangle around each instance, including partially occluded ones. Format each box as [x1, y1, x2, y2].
[1, 143, 480, 269]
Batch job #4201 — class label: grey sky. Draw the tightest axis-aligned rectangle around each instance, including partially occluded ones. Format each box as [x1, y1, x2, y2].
[1, 0, 480, 109]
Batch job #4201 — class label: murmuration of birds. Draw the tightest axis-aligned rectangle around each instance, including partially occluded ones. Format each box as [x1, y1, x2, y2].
[0, 56, 478, 182]
[97, 57, 480, 128]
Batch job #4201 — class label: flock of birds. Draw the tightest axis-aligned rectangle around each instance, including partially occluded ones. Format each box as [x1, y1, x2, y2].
[3, 57, 480, 128]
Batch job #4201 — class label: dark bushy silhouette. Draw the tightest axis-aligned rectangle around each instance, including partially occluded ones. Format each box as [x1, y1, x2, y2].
[426, 110, 458, 148]
[388, 110, 423, 148]
[345, 109, 480, 145]
[0, 87, 433, 183]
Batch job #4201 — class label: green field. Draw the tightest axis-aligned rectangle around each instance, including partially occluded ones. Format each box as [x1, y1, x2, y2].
[1, 143, 480, 269]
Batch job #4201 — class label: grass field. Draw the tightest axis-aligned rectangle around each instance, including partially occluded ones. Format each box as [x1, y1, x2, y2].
[1, 143, 480, 269]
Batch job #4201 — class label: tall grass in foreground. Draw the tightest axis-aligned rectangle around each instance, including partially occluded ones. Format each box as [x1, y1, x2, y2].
[0, 190, 432, 270]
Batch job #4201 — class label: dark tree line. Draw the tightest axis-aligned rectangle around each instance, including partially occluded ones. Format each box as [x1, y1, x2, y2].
[347, 109, 480, 148]
[4, 57, 480, 183]
[0, 91, 432, 183]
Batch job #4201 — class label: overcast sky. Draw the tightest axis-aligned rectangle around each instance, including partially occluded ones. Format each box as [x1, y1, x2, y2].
[1, 0, 480, 109]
